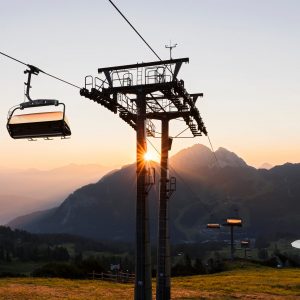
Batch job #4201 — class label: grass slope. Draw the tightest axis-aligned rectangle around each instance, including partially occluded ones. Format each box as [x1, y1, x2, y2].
[0, 267, 299, 299]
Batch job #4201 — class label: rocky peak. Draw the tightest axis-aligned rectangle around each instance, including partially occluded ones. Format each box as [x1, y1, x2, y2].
[215, 147, 248, 168]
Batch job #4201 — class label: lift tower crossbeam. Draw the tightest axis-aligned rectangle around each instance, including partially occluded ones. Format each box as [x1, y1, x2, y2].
[80, 57, 207, 300]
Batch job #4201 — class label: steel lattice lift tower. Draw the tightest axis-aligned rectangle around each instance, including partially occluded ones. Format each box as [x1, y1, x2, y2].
[80, 57, 207, 300]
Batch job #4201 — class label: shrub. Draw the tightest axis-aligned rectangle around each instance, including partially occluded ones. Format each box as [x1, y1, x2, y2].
[32, 262, 84, 279]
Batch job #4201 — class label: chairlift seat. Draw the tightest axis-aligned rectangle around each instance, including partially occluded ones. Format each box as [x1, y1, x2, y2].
[7, 111, 71, 139]
[206, 223, 221, 229]
[225, 218, 242, 226]
[241, 240, 250, 248]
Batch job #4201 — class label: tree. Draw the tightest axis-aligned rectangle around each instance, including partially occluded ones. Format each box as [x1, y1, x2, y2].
[52, 247, 70, 261]
[193, 258, 205, 274]
[258, 248, 269, 260]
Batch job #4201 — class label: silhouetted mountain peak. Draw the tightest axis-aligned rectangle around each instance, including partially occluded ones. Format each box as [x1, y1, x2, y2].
[215, 147, 248, 168]
[170, 144, 215, 170]
[172, 144, 211, 157]
[259, 162, 273, 170]
[171, 144, 247, 170]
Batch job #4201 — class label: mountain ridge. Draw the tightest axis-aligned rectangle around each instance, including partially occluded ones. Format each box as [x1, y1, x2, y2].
[9, 144, 300, 242]
[0, 163, 112, 224]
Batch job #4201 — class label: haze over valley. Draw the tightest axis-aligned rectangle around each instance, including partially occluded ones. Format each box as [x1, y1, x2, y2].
[0, 164, 111, 224]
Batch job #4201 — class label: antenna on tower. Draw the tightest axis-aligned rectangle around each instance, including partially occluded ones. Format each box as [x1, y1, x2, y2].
[165, 41, 177, 60]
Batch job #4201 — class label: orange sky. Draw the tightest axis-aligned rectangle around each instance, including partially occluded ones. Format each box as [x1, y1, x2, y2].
[0, 1, 299, 170]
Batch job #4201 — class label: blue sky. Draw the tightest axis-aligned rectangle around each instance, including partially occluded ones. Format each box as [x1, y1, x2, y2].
[0, 0, 299, 169]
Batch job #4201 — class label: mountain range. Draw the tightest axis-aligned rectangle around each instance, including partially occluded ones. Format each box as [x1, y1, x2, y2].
[9, 144, 300, 243]
[0, 164, 111, 224]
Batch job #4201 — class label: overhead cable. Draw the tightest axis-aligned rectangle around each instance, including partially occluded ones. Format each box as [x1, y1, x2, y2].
[207, 134, 221, 168]
[0, 50, 28, 66]
[107, 0, 174, 74]
[107, 0, 162, 62]
[0, 50, 81, 89]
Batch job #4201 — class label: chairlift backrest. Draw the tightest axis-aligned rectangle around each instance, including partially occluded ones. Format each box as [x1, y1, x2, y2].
[206, 223, 221, 229]
[241, 240, 250, 248]
[225, 218, 242, 226]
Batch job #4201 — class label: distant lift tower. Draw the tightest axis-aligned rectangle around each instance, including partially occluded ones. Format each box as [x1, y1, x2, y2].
[80, 57, 207, 300]
[224, 218, 243, 260]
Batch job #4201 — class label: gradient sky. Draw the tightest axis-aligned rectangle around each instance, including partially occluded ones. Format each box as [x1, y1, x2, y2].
[0, 0, 299, 169]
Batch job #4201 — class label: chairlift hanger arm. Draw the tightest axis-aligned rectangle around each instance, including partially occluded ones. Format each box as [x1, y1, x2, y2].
[23, 64, 56, 103]
[24, 65, 41, 102]
[23, 65, 61, 108]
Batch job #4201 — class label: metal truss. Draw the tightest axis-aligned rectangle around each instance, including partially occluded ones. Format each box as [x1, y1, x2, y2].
[80, 58, 207, 137]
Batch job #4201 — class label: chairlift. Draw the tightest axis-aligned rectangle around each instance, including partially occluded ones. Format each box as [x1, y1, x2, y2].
[206, 213, 221, 229]
[7, 65, 71, 140]
[206, 223, 221, 229]
[240, 240, 250, 248]
[224, 218, 242, 227]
